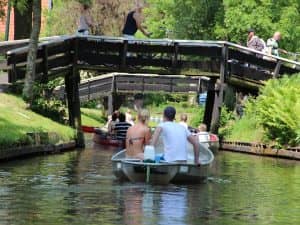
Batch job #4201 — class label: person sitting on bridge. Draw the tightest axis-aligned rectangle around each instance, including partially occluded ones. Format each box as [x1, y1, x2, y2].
[122, 2, 151, 39]
[267, 32, 288, 57]
[77, 3, 94, 35]
[126, 109, 151, 159]
[114, 113, 132, 142]
[151, 106, 200, 164]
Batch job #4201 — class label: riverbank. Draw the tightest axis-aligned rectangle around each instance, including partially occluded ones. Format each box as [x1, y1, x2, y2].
[221, 141, 300, 160]
[0, 93, 76, 149]
[0, 141, 76, 161]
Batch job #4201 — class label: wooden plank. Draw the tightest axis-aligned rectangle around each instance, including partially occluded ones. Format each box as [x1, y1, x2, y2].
[116, 83, 144, 91]
[7, 41, 70, 65]
[179, 46, 221, 58]
[127, 44, 173, 53]
[172, 78, 199, 84]
[230, 63, 272, 81]
[48, 54, 72, 70]
[172, 85, 198, 92]
[228, 49, 277, 70]
[116, 75, 144, 83]
[143, 84, 172, 92]
[143, 77, 172, 84]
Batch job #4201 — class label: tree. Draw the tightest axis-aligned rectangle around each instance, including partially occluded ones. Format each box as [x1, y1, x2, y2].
[23, 0, 41, 103]
[214, 0, 300, 52]
[145, 0, 223, 40]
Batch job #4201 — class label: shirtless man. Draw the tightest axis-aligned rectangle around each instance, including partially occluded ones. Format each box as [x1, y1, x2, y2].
[122, 2, 151, 39]
[126, 109, 151, 159]
[151, 106, 200, 164]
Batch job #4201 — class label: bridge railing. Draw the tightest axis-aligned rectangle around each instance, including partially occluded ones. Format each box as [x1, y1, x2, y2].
[5, 35, 300, 86]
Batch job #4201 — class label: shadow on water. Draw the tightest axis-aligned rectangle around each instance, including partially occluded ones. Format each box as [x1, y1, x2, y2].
[0, 135, 299, 225]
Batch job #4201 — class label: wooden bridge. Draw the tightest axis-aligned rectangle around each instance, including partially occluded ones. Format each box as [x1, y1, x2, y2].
[2, 35, 300, 147]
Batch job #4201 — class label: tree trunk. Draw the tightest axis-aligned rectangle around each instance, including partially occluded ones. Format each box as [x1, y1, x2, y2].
[23, 0, 41, 103]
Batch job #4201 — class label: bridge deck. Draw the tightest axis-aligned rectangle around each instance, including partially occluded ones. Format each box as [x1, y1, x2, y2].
[3, 35, 300, 87]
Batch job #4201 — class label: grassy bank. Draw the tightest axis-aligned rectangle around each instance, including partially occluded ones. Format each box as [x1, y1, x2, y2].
[81, 108, 106, 127]
[0, 93, 75, 149]
[222, 74, 300, 147]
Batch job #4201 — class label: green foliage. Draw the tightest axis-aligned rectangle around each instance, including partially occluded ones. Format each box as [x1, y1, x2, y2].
[222, 75, 300, 147]
[215, 0, 300, 52]
[255, 75, 300, 146]
[145, 0, 222, 40]
[81, 108, 106, 125]
[145, 0, 300, 52]
[220, 102, 265, 142]
[30, 81, 68, 124]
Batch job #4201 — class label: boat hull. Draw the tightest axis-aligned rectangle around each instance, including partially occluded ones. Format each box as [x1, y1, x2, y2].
[172, 164, 210, 183]
[111, 142, 214, 184]
[122, 160, 179, 185]
[93, 133, 124, 147]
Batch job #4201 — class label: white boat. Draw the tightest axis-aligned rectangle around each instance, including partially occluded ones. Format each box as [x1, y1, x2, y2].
[172, 143, 214, 183]
[111, 142, 214, 184]
[122, 159, 179, 185]
[196, 132, 219, 154]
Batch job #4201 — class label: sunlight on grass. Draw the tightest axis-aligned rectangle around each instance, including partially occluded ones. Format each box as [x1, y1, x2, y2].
[0, 94, 75, 148]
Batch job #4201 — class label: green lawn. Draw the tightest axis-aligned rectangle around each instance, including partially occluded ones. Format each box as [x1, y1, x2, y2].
[81, 108, 106, 127]
[0, 93, 75, 148]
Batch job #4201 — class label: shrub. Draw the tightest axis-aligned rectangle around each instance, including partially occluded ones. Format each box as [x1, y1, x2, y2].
[255, 75, 300, 147]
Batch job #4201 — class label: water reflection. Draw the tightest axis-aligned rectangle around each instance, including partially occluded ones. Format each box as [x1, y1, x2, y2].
[0, 137, 299, 225]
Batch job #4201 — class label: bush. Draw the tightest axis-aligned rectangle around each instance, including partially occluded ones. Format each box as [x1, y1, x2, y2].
[222, 75, 300, 147]
[31, 81, 68, 124]
[255, 75, 300, 147]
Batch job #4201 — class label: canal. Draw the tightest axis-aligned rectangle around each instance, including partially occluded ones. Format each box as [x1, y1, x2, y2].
[0, 136, 299, 225]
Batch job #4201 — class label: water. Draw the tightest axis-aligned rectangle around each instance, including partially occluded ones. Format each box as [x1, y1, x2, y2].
[0, 137, 299, 225]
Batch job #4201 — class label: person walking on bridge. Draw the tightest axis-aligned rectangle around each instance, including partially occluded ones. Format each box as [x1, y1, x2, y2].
[77, 3, 94, 35]
[267, 32, 288, 57]
[122, 2, 151, 39]
[247, 29, 265, 55]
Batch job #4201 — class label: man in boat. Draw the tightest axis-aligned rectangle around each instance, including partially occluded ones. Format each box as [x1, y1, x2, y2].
[114, 113, 132, 142]
[126, 109, 151, 159]
[151, 106, 200, 165]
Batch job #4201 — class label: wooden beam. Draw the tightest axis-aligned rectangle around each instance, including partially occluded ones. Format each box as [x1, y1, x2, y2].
[203, 79, 216, 131]
[41, 45, 48, 83]
[71, 38, 84, 148]
[211, 45, 228, 133]
[64, 73, 74, 127]
[273, 61, 282, 78]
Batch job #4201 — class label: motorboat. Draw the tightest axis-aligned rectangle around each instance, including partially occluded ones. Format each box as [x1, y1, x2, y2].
[195, 132, 219, 154]
[93, 128, 124, 148]
[111, 142, 214, 184]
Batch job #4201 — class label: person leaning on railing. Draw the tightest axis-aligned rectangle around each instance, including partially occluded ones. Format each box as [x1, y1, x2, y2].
[266, 32, 288, 57]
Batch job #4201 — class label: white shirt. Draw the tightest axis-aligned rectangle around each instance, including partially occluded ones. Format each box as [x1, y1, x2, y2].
[158, 121, 191, 162]
[179, 121, 188, 129]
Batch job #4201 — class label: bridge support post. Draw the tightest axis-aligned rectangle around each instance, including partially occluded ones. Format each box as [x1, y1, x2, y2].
[203, 79, 216, 131]
[65, 70, 85, 148]
[65, 38, 85, 148]
[210, 45, 228, 134]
